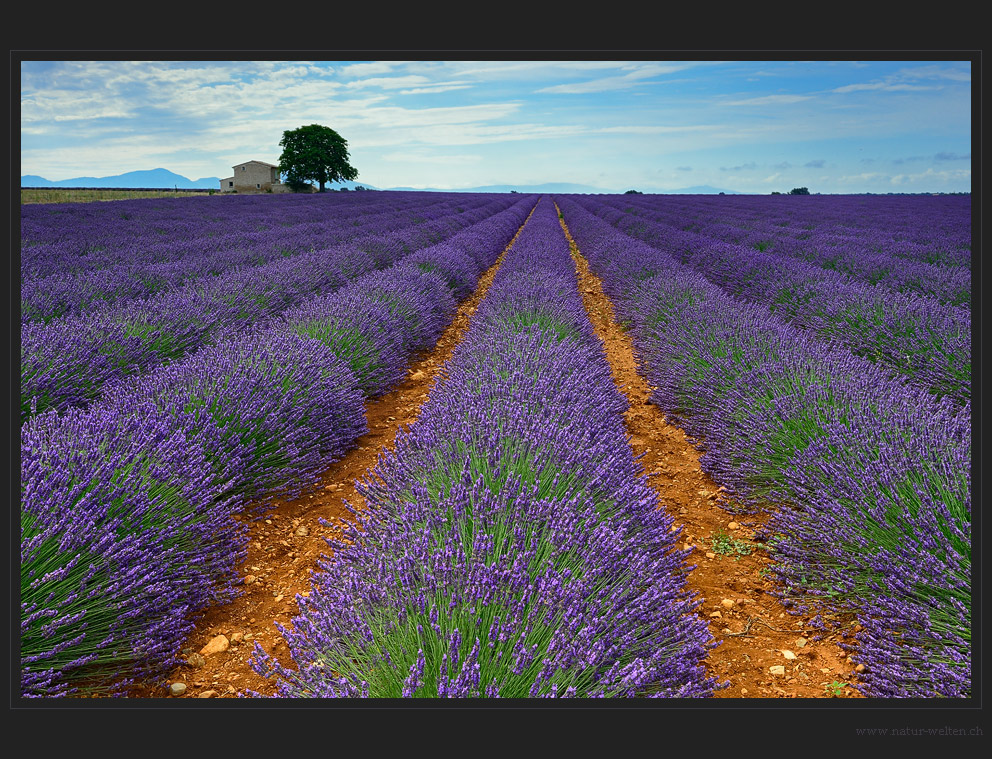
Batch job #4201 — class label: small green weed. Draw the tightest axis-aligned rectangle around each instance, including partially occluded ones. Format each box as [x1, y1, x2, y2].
[710, 529, 753, 558]
[825, 680, 847, 697]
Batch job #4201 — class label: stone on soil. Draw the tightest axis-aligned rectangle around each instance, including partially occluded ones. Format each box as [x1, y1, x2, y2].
[200, 634, 229, 656]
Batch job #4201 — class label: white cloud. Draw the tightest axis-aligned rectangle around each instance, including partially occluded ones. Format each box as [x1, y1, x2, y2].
[723, 94, 813, 106]
[831, 82, 935, 93]
[597, 124, 720, 135]
[536, 62, 695, 94]
[399, 84, 473, 95]
[343, 75, 438, 90]
[831, 63, 970, 94]
[891, 167, 971, 185]
[380, 152, 482, 165]
[337, 61, 401, 77]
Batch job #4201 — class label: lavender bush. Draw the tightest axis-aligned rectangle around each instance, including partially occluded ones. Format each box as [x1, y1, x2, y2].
[21, 401, 242, 697]
[98, 328, 369, 508]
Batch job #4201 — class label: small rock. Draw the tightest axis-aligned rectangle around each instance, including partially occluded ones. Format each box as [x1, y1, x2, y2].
[186, 653, 206, 669]
[709, 611, 722, 619]
[781, 650, 797, 660]
[410, 370, 426, 380]
[721, 599, 735, 609]
[244, 575, 257, 585]
[727, 522, 740, 531]
[230, 632, 244, 645]
[705, 551, 717, 559]
[740, 687, 748, 695]
[199, 634, 229, 656]
[855, 663, 866, 674]
[274, 594, 284, 603]
[796, 637, 808, 648]
[769, 665, 786, 676]
[169, 682, 187, 696]
[295, 526, 309, 537]
[198, 690, 218, 698]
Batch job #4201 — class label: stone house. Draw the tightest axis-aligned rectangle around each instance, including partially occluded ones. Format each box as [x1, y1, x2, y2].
[219, 160, 299, 193]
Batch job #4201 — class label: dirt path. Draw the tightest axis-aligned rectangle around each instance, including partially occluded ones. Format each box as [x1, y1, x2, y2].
[121, 219, 526, 700]
[560, 213, 862, 699]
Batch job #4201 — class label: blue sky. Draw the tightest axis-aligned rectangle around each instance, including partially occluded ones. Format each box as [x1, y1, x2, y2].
[19, 58, 973, 193]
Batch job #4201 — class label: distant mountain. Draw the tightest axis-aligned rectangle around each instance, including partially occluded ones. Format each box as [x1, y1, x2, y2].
[22, 171, 742, 195]
[22, 168, 221, 189]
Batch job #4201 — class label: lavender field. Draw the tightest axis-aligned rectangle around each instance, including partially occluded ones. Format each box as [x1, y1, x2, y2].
[20, 191, 971, 700]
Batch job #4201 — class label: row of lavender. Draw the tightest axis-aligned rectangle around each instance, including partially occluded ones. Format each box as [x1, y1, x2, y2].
[610, 192, 972, 271]
[555, 196, 971, 698]
[568, 195, 971, 403]
[22, 192, 500, 323]
[20, 199, 534, 697]
[609, 193, 971, 308]
[21, 191, 469, 281]
[249, 197, 715, 698]
[21, 196, 520, 421]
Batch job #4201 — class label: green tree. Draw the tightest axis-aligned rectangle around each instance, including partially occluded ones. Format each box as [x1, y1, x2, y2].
[278, 124, 358, 193]
[789, 186, 810, 195]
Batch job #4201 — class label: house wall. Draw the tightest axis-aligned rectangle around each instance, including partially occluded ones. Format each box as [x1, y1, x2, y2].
[222, 162, 281, 192]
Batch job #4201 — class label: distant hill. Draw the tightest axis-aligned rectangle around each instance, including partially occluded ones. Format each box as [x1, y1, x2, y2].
[22, 170, 385, 192]
[21, 170, 742, 195]
[22, 168, 221, 189]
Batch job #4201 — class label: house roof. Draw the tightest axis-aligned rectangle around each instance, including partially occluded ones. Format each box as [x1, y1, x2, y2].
[233, 160, 279, 169]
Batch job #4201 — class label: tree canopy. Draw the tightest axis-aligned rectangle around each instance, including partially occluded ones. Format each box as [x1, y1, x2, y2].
[278, 124, 358, 192]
